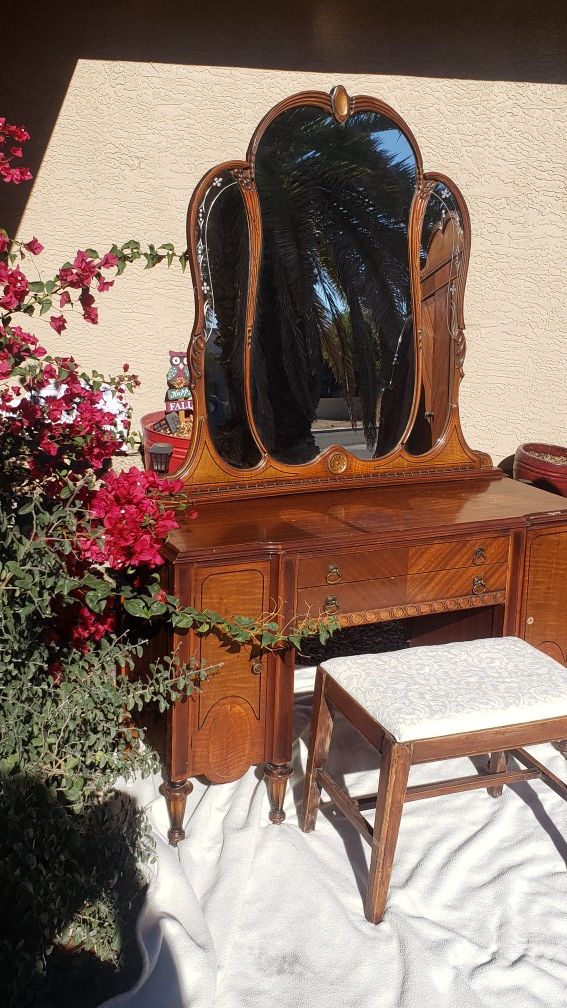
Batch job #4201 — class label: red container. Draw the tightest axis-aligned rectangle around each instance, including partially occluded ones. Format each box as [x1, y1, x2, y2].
[141, 411, 191, 475]
[513, 442, 567, 497]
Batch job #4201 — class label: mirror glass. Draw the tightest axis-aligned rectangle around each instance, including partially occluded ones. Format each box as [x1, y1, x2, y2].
[406, 182, 464, 455]
[199, 171, 262, 468]
[250, 105, 418, 465]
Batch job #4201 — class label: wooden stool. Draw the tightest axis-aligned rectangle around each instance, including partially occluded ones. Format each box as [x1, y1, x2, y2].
[299, 637, 567, 923]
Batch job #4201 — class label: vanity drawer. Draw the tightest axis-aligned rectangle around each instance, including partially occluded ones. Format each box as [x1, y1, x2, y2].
[296, 562, 508, 619]
[297, 548, 407, 588]
[297, 535, 509, 588]
[408, 536, 509, 575]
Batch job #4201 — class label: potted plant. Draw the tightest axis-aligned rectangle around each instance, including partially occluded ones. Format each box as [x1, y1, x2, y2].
[513, 442, 567, 496]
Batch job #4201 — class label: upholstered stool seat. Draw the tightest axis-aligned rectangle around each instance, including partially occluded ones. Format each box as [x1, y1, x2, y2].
[300, 637, 567, 923]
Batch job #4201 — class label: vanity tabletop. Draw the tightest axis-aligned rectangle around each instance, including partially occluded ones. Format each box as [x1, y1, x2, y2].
[165, 474, 567, 561]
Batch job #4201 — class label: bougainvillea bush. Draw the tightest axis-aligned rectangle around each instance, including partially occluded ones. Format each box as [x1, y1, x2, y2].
[0, 116, 331, 1006]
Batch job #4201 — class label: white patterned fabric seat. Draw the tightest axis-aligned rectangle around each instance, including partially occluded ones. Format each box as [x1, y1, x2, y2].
[321, 636, 567, 742]
[300, 635, 567, 923]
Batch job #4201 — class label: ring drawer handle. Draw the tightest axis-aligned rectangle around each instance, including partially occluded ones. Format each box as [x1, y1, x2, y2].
[472, 547, 486, 566]
[326, 563, 341, 584]
[472, 576, 487, 595]
[323, 595, 341, 615]
[251, 659, 263, 675]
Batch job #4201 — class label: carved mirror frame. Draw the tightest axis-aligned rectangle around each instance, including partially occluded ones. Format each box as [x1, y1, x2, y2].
[173, 86, 492, 501]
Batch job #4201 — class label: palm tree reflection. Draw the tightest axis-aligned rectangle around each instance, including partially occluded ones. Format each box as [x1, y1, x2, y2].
[252, 106, 417, 463]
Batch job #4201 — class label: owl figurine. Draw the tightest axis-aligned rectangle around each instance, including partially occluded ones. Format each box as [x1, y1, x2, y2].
[165, 350, 193, 437]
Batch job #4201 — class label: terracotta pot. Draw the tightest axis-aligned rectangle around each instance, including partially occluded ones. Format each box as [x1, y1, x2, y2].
[141, 411, 191, 475]
[513, 442, 567, 496]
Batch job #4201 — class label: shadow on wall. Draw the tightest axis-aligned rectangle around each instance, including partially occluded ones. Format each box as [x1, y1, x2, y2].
[1, 0, 566, 235]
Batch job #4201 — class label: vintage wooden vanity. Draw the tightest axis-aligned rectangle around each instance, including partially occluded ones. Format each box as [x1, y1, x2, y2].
[145, 86, 567, 844]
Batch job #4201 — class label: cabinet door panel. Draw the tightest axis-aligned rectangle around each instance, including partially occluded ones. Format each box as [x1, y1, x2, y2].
[522, 530, 567, 666]
[191, 564, 271, 781]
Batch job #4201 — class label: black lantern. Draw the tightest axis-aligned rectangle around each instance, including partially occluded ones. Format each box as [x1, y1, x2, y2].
[149, 442, 173, 474]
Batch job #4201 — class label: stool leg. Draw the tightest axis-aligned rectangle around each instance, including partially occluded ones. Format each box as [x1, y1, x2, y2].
[487, 750, 508, 797]
[300, 669, 335, 833]
[365, 739, 412, 924]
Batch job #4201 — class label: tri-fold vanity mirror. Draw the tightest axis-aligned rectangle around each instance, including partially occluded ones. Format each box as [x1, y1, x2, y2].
[168, 84, 490, 498]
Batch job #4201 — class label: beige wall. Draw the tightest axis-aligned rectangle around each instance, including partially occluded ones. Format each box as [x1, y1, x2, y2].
[5, 3, 567, 466]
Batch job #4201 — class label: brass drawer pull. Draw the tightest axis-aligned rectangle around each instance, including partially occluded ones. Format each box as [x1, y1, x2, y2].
[326, 563, 341, 584]
[251, 659, 263, 675]
[472, 547, 486, 566]
[323, 595, 340, 615]
[472, 576, 487, 595]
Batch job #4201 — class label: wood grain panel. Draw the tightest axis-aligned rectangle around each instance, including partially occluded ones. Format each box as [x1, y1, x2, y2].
[196, 568, 266, 726]
[522, 529, 567, 666]
[409, 536, 509, 574]
[407, 562, 507, 602]
[190, 564, 270, 780]
[297, 548, 408, 588]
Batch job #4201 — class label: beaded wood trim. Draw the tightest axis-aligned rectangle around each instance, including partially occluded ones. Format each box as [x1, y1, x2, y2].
[335, 591, 506, 628]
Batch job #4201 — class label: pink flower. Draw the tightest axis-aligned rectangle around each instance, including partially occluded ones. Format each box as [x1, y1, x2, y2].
[122, 363, 130, 372]
[83, 305, 98, 324]
[0, 165, 32, 184]
[10, 146, 23, 158]
[0, 263, 28, 309]
[59, 291, 71, 307]
[59, 250, 98, 289]
[0, 235, 8, 252]
[79, 467, 185, 571]
[6, 125, 30, 143]
[23, 236, 44, 255]
[79, 290, 99, 324]
[99, 251, 118, 269]
[96, 277, 114, 293]
[49, 315, 67, 334]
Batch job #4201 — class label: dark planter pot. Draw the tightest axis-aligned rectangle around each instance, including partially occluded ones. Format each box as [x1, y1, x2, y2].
[141, 411, 190, 475]
[513, 442, 567, 497]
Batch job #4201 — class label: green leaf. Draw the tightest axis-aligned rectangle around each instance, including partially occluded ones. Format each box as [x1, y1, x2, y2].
[85, 590, 110, 613]
[203, 610, 222, 624]
[123, 597, 150, 619]
[288, 634, 303, 650]
[171, 611, 194, 629]
[85, 248, 100, 258]
[28, 281, 45, 293]
[39, 298, 53, 316]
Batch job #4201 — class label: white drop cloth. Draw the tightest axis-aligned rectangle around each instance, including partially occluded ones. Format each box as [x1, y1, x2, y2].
[102, 665, 567, 1008]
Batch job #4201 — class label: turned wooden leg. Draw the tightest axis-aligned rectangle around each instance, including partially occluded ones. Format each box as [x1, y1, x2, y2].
[300, 668, 335, 833]
[365, 739, 412, 924]
[159, 778, 193, 846]
[264, 763, 294, 824]
[487, 750, 508, 797]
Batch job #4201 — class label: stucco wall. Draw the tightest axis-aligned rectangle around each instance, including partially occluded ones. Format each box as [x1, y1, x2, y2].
[5, 5, 567, 467]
